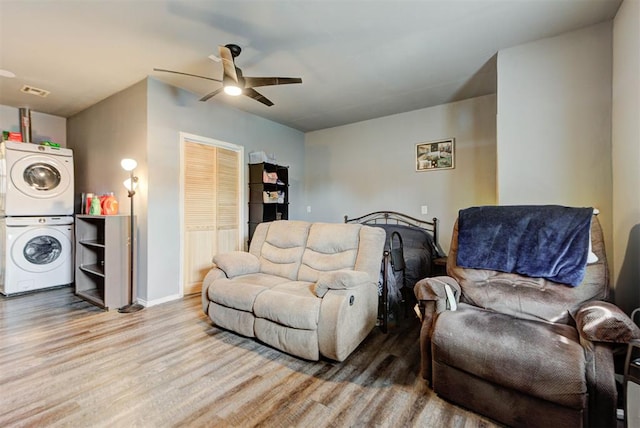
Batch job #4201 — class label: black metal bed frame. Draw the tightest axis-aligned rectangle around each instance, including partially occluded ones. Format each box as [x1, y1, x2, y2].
[345, 211, 439, 333]
[344, 210, 439, 244]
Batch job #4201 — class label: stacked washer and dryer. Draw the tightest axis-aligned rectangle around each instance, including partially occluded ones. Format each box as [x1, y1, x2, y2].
[0, 141, 75, 295]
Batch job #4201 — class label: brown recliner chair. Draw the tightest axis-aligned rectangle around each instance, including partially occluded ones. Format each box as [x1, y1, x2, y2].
[415, 213, 639, 428]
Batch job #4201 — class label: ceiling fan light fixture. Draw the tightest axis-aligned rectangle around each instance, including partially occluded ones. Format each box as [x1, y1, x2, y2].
[224, 85, 242, 96]
[155, 43, 301, 106]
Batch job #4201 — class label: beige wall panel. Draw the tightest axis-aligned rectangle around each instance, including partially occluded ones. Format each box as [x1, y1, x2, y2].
[184, 229, 216, 295]
[218, 228, 239, 254]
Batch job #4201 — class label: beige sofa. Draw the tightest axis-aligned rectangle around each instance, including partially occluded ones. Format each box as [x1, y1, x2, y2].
[201, 220, 386, 361]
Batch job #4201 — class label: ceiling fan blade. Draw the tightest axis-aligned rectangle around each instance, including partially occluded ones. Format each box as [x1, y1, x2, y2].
[243, 88, 274, 107]
[243, 77, 303, 88]
[153, 68, 221, 83]
[200, 87, 224, 102]
[218, 45, 239, 83]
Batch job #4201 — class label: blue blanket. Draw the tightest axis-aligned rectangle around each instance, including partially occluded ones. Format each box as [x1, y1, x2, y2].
[456, 205, 593, 286]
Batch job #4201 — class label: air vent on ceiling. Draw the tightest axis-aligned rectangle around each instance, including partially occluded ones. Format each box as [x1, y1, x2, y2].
[21, 85, 50, 98]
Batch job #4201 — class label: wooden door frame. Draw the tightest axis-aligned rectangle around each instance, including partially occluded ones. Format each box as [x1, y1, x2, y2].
[178, 132, 245, 297]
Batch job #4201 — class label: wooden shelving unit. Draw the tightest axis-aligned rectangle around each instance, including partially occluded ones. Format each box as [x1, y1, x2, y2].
[75, 215, 129, 310]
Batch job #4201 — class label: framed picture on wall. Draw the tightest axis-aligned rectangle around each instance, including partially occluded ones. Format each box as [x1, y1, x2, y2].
[416, 138, 455, 171]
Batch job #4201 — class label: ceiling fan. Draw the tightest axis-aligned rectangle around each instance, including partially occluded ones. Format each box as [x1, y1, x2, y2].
[154, 44, 302, 107]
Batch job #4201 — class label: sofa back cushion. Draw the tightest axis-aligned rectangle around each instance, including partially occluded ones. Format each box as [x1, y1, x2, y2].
[250, 221, 311, 280]
[354, 226, 388, 282]
[447, 216, 608, 324]
[298, 223, 362, 282]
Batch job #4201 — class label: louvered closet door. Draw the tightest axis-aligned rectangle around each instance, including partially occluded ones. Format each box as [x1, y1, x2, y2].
[183, 142, 240, 295]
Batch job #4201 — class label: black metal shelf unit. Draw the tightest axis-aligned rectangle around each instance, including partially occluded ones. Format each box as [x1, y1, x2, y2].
[248, 162, 289, 241]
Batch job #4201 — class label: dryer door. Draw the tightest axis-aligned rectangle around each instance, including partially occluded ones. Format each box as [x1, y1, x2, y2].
[11, 227, 72, 273]
[10, 154, 71, 199]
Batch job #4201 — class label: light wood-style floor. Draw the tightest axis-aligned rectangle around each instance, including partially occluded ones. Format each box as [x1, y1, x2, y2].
[0, 287, 500, 427]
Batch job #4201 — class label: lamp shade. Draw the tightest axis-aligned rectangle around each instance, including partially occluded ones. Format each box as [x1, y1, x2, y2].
[121, 158, 137, 171]
[123, 177, 138, 192]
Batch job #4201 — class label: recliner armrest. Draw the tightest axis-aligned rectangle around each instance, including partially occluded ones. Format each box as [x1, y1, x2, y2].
[212, 251, 260, 278]
[414, 276, 461, 313]
[413, 276, 461, 383]
[314, 270, 371, 297]
[574, 300, 640, 344]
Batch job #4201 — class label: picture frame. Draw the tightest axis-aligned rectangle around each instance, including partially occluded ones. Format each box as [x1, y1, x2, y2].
[416, 138, 455, 171]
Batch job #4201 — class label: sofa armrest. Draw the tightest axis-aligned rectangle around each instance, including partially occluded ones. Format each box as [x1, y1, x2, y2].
[314, 270, 371, 297]
[317, 283, 378, 361]
[574, 301, 640, 344]
[212, 251, 260, 278]
[201, 267, 227, 314]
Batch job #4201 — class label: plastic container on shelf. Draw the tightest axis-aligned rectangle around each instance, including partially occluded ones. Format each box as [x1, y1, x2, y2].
[82, 193, 94, 215]
[263, 190, 285, 204]
[262, 170, 278, 184]
[89, 196, 101, 215]
[101, 193, 119, 215]
[249, 151, 276, 164]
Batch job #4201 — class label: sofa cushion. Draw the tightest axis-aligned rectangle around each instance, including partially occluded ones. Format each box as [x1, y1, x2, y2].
[255, 318, 319, 361]
[208, 302, 256, 338]
[298, 223, 361, 282]
[254, 281, 320, 330]
[433, 305, 587, 409]
[209, 280, 267, 312]
[208, 273, 289, 311]
[256, 221, 311, 280]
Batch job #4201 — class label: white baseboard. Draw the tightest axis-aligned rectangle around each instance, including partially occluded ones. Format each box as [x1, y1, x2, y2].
[137, 293, 182, 308]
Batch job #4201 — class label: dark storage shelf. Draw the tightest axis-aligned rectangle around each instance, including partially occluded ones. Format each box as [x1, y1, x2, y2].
[248, 162, 289, 242]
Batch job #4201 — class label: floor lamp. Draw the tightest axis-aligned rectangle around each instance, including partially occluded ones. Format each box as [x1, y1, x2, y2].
[118, 158, 144, 313]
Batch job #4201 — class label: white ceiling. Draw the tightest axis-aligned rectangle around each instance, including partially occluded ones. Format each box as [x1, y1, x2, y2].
[0, 0, 621, 132]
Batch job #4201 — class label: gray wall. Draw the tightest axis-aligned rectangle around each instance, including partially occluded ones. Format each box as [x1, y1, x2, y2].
[67, 79, 148, 301]
[304, 94, 497, 254]
[0, 104, 66, 146]
[612, 0, 640, 313]
[145, 77, 305, 302]
[68, 77, 304, 305]
[67, 80, 147, 203]
[496, 22, 613, 269]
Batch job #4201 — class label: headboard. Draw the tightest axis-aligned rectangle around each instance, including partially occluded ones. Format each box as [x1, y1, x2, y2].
[344, 210, 440, 251]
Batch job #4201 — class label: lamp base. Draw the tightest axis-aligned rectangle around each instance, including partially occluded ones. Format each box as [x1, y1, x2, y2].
[118, 302, 144, 313]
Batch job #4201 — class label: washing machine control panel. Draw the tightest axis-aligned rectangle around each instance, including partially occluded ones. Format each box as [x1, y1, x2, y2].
[5, 216, 74, 226]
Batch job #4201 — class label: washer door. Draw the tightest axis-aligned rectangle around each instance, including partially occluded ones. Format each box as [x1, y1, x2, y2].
[12, 227, 72, 273]
[10, 154, 71, 199]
